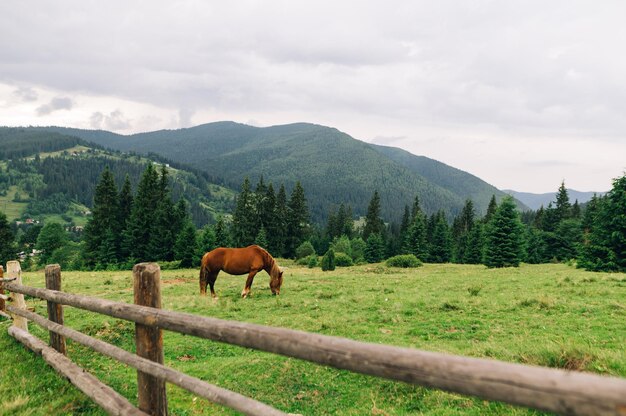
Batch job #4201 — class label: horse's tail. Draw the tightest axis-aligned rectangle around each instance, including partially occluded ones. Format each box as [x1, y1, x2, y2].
[199, 255, 209, 295]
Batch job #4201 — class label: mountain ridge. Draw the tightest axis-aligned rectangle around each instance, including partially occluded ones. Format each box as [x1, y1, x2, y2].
[32, 122, 526, 222]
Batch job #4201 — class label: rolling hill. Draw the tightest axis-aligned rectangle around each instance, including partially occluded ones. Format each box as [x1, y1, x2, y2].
[0, 128, 235, 226]
[38, 122, 524, 222]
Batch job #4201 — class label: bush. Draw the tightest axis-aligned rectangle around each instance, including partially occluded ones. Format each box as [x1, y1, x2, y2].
[332, 236, 352, 258]
[295, 241, 316, 259]
[307, 254, 318, 268]
[321, 248, 336, 271]
[386, 254, 423, 268]
[334, 252, 354, 267]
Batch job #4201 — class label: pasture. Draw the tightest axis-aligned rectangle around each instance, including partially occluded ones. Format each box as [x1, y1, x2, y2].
[0, 263, 624, 415]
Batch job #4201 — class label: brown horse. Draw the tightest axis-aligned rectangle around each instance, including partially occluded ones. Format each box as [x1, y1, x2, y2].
[199, 245, 283, 298]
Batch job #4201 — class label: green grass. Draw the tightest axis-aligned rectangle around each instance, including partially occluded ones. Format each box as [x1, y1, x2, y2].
[1, 263, 624, 415]
[0, 186, 29, 220]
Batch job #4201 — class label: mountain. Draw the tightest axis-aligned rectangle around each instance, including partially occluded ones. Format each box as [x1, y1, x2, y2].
[0, 128, 235, 226]
[36, 122, 523, 222]
[503, 189, 604, 211]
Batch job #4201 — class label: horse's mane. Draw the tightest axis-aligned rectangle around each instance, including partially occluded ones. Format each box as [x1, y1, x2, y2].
[252, 245, 279, 274]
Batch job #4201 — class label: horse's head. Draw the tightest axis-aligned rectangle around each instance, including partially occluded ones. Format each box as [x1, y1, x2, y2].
[270, 266, 284, 295]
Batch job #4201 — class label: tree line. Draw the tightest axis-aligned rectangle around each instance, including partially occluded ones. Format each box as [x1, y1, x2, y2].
[1, 165, 624, 274]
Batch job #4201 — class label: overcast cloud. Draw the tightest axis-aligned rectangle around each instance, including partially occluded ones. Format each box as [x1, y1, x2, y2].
[1, 1, 625, 192]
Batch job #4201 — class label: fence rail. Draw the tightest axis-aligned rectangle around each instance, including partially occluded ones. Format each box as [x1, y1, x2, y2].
[2, 261, 626, 416]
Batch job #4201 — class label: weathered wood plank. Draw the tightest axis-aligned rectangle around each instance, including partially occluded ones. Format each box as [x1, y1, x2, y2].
[133, 263, 168, 416]
[45, 264, 66, 354]
[7, 261, 27, 331]
[8, 326, 148, 416]
[6, 281, 626, 416]
[8, 306, 288, 416]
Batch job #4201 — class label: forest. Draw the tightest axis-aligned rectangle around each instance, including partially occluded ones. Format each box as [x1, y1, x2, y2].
[2, 159, 625, 274]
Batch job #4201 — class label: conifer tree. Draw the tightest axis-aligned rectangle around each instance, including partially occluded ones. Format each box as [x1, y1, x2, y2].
[261, 182, 278, 253]
[0, 212, 15, 266]
[214, 216, 231, 248]
[404, 212, 428, 261]
[363, 190, 385, 240]
[464, 222, 484, 264]
[117, 174, 133, 260]
[197, 225, 216, 255]
[321, 247, 336, 271]
[83, 167, 120, 267]
[579, 174, 626, 272]
[232, 177, 256, 247]
[175, 219, 197, 268]
[484, 197, 524, 268]
[429, 211, 452, 263]
[149, 165, 177, 261]
[285, 181, 309, 258]
[124, 164, 159, 262]
[453, 200, 475, 263]
[365, 233, 385, 263]
[484, 195, 498, 223]
[255, 226, 268, 248]
[273, 184, 288, 256]
[555, 181, 572, 222]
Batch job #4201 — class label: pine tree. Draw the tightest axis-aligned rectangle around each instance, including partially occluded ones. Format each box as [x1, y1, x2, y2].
[261, 183, 278, 253]
[484, 197, 524, 268]
[232, 177, 256, 247]
[255, 226, 268, 248]
[149, 165, 177, 261]
[273, 184, 288, 256]
[83, 167, 120, 267]
[404, 212, 428, 261]
[321, 248, 336, 271]
[197, 225, 216, 255]
[579, 174, 626, 272]
[464, 222, 484, 264]
[0, 212, 15, 266]
[175, 219, 197, 268]
[484, 195, 498, 223]
[365, 233, 385, 263]
[214, 216, 231, 248]
[555, 181, 572, 221]
[429, 211, 452, 263]
[117, 174, 133, 260]
[124, 164, 159, 262]
[363, 190, 385, 240]
[453, 200, 475, 263]
[285, 181, 309, 258]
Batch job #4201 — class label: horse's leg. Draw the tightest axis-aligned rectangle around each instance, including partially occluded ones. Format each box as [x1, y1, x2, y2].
[208, 271, 219, 299]
[242, 270, 259, 298]
[200, 266, 209, 295]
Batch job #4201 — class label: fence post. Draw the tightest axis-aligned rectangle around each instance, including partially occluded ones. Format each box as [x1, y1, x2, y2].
[7, 261, 28, 331]
[133, 262, 168, 416]
[45, 264, 66, 354]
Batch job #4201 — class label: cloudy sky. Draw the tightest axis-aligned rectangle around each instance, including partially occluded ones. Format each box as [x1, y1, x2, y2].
[1, 1, 625, 193]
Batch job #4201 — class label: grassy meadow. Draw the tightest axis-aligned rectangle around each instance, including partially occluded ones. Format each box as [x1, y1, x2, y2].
[0, 262, 624, 415]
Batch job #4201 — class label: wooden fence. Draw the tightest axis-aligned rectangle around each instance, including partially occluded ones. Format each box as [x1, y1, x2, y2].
[1, 260, 625, 416]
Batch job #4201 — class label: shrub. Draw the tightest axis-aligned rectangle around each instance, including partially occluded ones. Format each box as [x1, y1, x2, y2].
[295, 241, 316, 259]
[334, 252, 354, 267]
[321, 248, 336, 271]
[386, 254, 422, 268]
[332, 236, 352, 258]
[307, 254, 319, 268]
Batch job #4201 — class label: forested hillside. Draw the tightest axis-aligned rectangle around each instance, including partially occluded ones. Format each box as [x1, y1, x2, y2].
[38, 122, 521, 222]
[0, 128, 235, 227]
